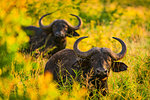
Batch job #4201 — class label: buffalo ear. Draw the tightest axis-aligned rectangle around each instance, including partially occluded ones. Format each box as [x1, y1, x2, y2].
[67, 31, 80, 37]
[72, 31, 80, 36]
[111, 62, 128, 72]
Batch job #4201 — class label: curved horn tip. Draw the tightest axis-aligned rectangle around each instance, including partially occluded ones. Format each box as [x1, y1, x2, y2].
[42, 13, 52, 17]
[45, 13, 51, 15]
[112, 37, 117, 39]
[66, 14, 82, 30]
[70, 14, 75, 16]
[70, 14, 81, 18]
[80, 36, 88, 39]
[111, 36, 127, 60]
[73, 36, 92, 58]
[39, 13, 55, 30]
[112, 37, 122, 41]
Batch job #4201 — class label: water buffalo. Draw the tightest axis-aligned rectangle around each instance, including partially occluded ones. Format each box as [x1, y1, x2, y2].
[23, 13, 82, 58]
[44, 36, 128, 96]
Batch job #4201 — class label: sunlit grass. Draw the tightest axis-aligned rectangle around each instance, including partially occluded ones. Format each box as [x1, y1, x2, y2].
[0, 0, 150, 99]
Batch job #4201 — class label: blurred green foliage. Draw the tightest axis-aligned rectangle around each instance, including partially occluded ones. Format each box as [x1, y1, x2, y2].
[0, 0, 150, 99]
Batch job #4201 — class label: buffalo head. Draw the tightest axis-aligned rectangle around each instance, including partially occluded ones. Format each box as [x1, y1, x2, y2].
[73, 36, 128, 95]
[39, 13, 82, 38]
[22, 13, 82, 57]
[74, 36, 127, 78]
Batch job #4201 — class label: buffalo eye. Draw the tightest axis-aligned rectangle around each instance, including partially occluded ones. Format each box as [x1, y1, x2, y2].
[62, 24, 67, 28]
[62, 24, 66, 27]
[64, 27, 68, 31]
[62, 24, 68, 31]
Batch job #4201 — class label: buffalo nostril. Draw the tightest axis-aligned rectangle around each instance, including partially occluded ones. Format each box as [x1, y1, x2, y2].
[96, 69, 107, 73]
[55, 32, 60, 36]
[96, 69, 101, 73]
[96, 69, 108, 76]
[55, 34, 59, 37]
[104, 70, 108, 74]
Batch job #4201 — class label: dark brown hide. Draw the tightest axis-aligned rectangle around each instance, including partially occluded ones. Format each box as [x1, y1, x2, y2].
[44, 36, 128, 96]
[23, 13, 82, 58]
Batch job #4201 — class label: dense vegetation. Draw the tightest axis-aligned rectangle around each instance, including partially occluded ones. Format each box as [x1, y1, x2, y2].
[0, 0, 150, 99]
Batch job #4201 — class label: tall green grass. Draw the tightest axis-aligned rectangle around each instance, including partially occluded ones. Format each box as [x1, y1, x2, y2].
[0, 0, 149, 99]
